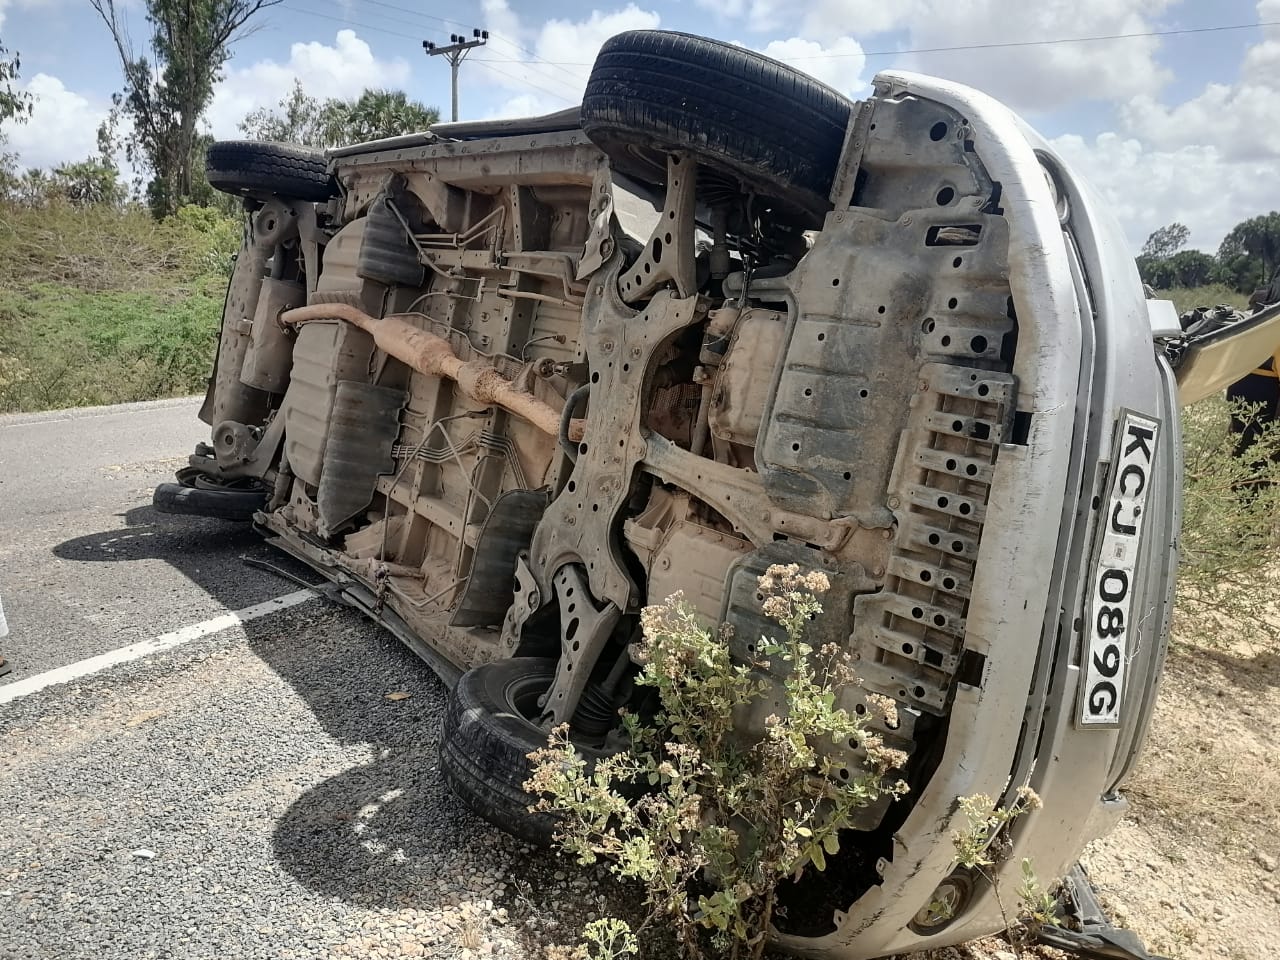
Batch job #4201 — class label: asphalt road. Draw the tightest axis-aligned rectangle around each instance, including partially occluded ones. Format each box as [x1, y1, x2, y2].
[0, 398, 659, 960]
[0, 397, 309, 681]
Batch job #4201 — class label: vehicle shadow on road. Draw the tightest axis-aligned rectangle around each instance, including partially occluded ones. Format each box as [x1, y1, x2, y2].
[51, 504, 309, 605]
[249, 606, 505, 909]
[53, 509, 475, 899]
[251, 589, 664, 950]
[49, 507, 661, 946]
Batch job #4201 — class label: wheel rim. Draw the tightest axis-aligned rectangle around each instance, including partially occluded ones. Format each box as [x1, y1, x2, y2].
[502, 672, 553, 726]
[178, 469, 267, 494]
[192, 475, 266, 493]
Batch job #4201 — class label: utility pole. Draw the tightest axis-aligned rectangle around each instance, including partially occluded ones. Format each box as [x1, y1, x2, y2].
[423, 29, 488, 122]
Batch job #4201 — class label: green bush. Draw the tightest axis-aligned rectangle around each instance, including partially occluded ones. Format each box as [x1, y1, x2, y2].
[0, 198, 238, 413]
[0, 285, 221, 411]
[1175, 396, 1280, 646]
[527, 566, 908, 960]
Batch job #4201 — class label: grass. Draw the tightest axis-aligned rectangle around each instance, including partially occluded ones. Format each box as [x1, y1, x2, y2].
[0, 200, 239, 413]
[1175, 396, 1280, 646]
[1160, 283, 1250, 315]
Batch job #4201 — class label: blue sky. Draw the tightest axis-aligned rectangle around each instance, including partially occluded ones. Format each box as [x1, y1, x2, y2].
[3, 0, 1279, 253]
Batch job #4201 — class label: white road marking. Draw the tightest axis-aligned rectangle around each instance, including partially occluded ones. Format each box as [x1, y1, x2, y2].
[0, 589, 318, 704]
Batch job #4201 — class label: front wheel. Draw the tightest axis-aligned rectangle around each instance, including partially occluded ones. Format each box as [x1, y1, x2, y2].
[440, 657, 624, 846]
[581, 30, 855, 225]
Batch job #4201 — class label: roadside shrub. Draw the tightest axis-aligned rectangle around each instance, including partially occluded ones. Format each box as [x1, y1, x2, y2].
[161, 203, 242, 279]
[0, 198, 237, 412]
[0, 285, 221, 412]
[947, 790, 1057, 954]
[526, 566, 908, 960]
[1175, 396, 1280, 646]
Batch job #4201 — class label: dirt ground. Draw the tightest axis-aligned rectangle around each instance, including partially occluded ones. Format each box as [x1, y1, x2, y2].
[1078, 632, 1280, 960]
[901, 630, 1280, 960]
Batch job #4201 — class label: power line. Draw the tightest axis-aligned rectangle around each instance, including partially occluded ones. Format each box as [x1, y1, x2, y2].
[835, 18, 1280, 60]
[469, 58, 577, 105]
[315, 0, 453, 38]
[487, 33, 583, 82]
[468, 53, 584, 98]
[277, 4, 419, 40]
[358, 0, 471, 29]
[448, 19, 1280, 65]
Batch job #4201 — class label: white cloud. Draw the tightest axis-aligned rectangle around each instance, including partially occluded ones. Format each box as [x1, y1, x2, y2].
[476, 2, 661, 119]
[1118, 9, 1280, 163]
[0, 73, 110, 170]
[0, 30, 407, 176]
[1051, 132, 1280, 255]
[757, 36, 867, 98]
[695, 0, 1174, 114]
[1056, 1, 1280, 251]
[774, 0, 918, 39]
[478, 8, 868, 120]
[205, 29, 411, 138]
[890, 0, 1175, 115]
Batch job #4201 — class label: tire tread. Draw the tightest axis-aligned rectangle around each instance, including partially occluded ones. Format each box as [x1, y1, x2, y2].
[205, 140, 337, 202]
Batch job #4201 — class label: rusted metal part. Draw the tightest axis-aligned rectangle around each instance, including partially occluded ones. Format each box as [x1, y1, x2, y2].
[618, 153, 697, 305]
[279, 303, 584, 439]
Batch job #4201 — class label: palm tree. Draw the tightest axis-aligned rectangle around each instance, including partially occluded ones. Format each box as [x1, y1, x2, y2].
[336, 90, 439, 143]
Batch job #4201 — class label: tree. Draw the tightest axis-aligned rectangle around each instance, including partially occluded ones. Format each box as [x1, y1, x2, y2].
[1141, 222, 1190, 260]
[0, 43, 33, 124]
[0, 43, 35, 200]
[239, 81, 330, 145]
[51, 159, 126, 206]
[1214, 251, 1265, 295]
[1219, 212, 1280, 279]
[239, 83, 439, 148]
[339, 89, 438, 142]
[89, 0, 280, 217]
[1156, 249, 1217, 289]
[1136, 222, 1192, 289]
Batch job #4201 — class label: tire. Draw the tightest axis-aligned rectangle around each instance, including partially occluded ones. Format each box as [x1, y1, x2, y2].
[581, 30, 854, 223]
[441, 657, 620, 847]
[152, 472, 268, 521]
[205, 140, 338, 203]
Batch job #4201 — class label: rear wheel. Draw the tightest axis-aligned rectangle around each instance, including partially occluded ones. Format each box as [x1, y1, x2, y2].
[205, 140, 338, 203]
[581, 30, 855, 225]
[152, 469, 268, 521]
[440, 657, 624, 846]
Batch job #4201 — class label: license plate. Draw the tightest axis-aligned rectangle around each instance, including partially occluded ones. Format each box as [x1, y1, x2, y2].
[1078, 411, 1160, 727]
